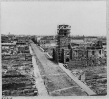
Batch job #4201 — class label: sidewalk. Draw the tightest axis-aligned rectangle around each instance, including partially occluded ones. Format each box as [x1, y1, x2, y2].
[29, 46, 48, 96]
[39, 46, 44, 52]
[45, 52, 52, 59]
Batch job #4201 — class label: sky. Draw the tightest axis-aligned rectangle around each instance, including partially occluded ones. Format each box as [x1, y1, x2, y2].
[1, 1, 106, 36]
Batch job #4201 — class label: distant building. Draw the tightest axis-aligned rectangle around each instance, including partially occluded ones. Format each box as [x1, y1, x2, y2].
[39, 36, 55, 47]
[84, 36, 98, 42]
[71, 36, 84, 44]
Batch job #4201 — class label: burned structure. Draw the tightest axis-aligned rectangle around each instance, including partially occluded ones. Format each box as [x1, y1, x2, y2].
[53, 25, 72, 63]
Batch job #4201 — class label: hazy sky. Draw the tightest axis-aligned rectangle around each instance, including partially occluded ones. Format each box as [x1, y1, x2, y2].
[1, 1, 106, 36]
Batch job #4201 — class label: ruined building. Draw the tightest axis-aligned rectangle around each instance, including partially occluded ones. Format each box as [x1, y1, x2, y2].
[68, 40, 106, 69]
[53, 25, 72, 63]
[53, 24, 106, 68]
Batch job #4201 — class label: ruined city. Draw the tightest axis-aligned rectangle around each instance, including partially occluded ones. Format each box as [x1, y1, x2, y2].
[2, 24, 107, 97]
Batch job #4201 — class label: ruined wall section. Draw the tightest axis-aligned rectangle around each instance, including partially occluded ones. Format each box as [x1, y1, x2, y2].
[68, 47, 106, 70]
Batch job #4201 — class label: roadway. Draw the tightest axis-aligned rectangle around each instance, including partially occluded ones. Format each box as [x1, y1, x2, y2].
[30, 42, 88, 96]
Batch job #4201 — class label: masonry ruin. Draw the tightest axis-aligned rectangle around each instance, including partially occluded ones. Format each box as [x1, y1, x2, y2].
[53, 24, 72, 63]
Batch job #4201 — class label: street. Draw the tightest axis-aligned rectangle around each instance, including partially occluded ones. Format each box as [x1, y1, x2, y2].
[30, 42, 88, 96]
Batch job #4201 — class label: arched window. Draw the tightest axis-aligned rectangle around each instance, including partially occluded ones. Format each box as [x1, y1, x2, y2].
[66, 58, 69, 62]
[99, 50, 101, 55]
[92, 50, 95, 55]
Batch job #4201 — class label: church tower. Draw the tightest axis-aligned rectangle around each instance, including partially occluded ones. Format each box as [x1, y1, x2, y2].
[56, 24, 71, 63]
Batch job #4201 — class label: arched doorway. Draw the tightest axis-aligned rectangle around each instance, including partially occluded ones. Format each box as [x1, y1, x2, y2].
[66, 58, 69, 62]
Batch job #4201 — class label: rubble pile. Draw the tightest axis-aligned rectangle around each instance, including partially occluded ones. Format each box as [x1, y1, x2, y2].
[2, 35, 38, 96]
[71, 66, 107, 95]
[85, 67, 107, 95]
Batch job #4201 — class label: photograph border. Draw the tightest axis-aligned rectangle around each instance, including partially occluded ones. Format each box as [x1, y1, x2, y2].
[0, 0, 108, 99]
